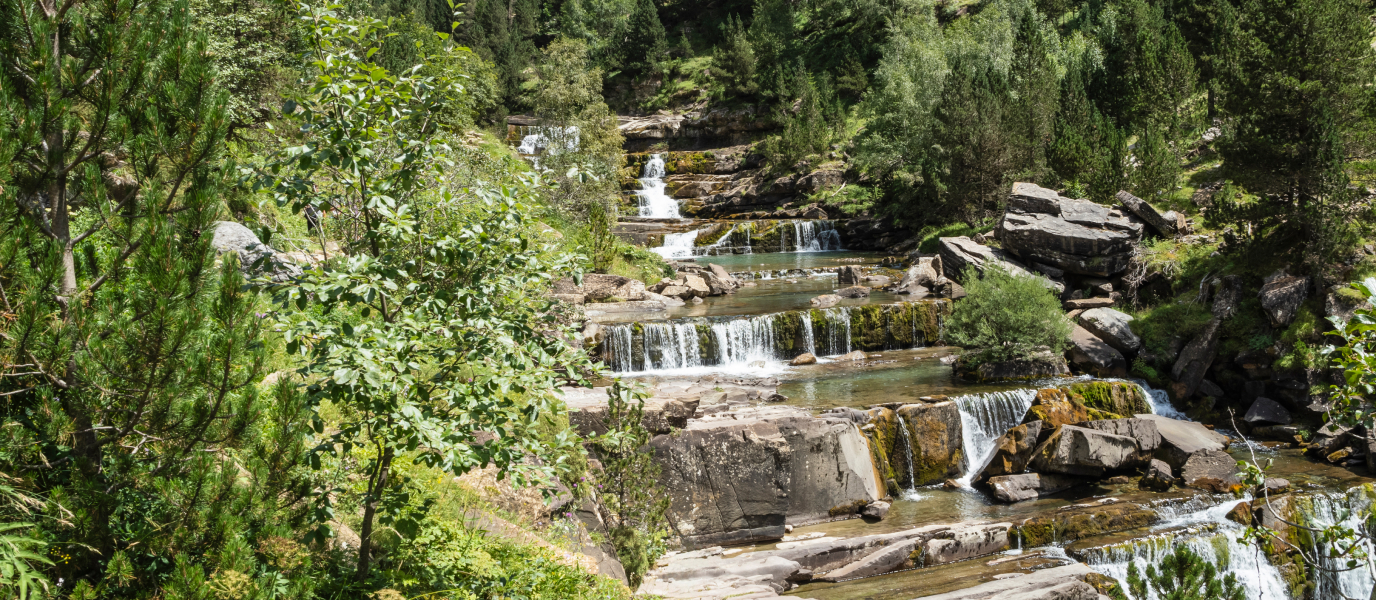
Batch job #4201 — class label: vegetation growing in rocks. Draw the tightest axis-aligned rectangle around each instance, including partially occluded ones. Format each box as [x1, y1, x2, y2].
[948, 266, 1073, 364]
[1125, 544, 1245, 600]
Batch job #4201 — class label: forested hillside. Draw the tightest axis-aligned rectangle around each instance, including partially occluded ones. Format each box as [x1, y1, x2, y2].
[2, 0, 1375, 597]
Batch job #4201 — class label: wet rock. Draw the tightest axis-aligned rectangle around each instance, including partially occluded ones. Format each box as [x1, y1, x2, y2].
[938, 236, 1061, 293]
[837, 350, 867, 361]
[895, 402, 965, 486]
[1068, 325, 1127, 377]
[1061, 381, 1152, 418]
[1179, 449, 1243, 492]
[815, 539, 917, 582]
[956, 352, 1071, 383]
[1260, 478, 1291, 495]
[1029, 425, 1140, 477]
[1116, 190, 1180, 237]
[1140, 459, 1176, 491]
[1259, 270, 1309, 327]
[923, 523, 1011, 564]
[861, 500, 890, 520]
[1063, 297, 1115, 310]
[895, 257, 943, 295]
[1076, 307, 1142, 356]
[1016, 499, 1158, 546]
[1023, 388, 1091, 428]
[211, 221, 304, 283]
[1243, 397, 1292, 425]
[837, 265, 864, 285]
[987, 472, 1084, 503]
[836, 285, 871, 298]
[978, 421, 1045, 481]
[1136, 414, 1229, 469]
[1310, 422, 1353, 457]
[1078, 418, 1161, 464]
[810, 294, 842, 308]
[916, 564, 1099, 600]
[1225, 502, 1253, 525]
[790, 353, 817, 366]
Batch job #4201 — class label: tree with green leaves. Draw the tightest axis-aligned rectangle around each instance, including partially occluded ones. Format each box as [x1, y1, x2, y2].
[621, 0, 668, 76]
[933, 56, 1015, 221]
[948, 265, 1072, 363]
[713, 14, 758, 97]
[1008, 8, 1060, 181]
[0, 0, 305, 591]
[1132, 127, 1180, 201]
[263, 5, 594, 585]
[593, 382, 670, 588]
[1124, 544, 1245, 600]
[748, 0, 796, 99]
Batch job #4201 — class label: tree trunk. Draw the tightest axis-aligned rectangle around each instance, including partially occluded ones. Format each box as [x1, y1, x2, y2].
[355, 446, 395, 582]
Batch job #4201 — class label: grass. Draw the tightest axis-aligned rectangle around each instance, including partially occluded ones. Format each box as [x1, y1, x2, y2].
[915, 221, 996, 254]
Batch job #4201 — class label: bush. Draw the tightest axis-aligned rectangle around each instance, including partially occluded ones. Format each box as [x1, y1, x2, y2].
[915, 222, 995, 254]
[947, 265, 1072, 362]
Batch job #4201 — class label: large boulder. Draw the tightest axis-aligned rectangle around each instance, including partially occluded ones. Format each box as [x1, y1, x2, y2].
[1029, 425, 1140, 477]
[987, 472, 1084, 503]
[895, 402, 965, 487]
[1179, 448, 1243, 493]
[1068, 325, 1127, 377]
[996, 183, 1144, 277]
[1168, 276, 1241, 400]
[210, 221, 303, 283]
[895, 257, 944, 295]
[1116, 190, 1180, 237]
[836, 285, 871, 298]
[1134, 414, 1229, 469]
[1077, 308, 1142, 356]
[837, 265, 864, 285]
[709, 263, 741, 288]
[1259, 270, 1309, 327]
[1140, 458, 1176, 491]
[978, 421, 1044, 481]
[1243, 397, 1293, 425]
[1078, 418, 1160, 465]
[1023, 388, 1090, 428]
[938, 236, 1062, 293]
[651, 407, 884, 548]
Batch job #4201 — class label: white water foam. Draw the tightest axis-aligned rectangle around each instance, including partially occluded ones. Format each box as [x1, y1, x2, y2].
[954, 389, 1039, 486]
[517, 125, 579, 155]
[1083, 524, 1291, 600]
[1299, 489, 1376, 600]
[652, 229, 700, 259]
[636, 154, 681, 218]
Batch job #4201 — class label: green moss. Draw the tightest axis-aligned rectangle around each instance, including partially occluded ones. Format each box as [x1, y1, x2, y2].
[773, 311, 806, 354]
[863, 409, 901, 496]
[1063, 381, 1150, 417]
[1130, 301, 1214, 356]
[850, 305, 887, 350]
[1015, 502, 1159, 546]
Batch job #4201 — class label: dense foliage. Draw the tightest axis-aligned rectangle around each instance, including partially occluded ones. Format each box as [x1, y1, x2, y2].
[947, 266, 1073, 362]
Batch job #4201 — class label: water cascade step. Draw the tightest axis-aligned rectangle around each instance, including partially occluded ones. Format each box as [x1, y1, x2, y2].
[601, 301, 949, 373]
[636, 154, 680, 218]
[1297, 487, 1375, 600]
[654, 219, 844, 256]
[955, 389, 1040, 486]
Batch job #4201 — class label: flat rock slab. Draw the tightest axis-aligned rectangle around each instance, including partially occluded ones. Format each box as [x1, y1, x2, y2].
[1077, 307, 1142, 355]
[987, 473, 1084, 503]
[1017, 499, 1158, 547]
[1134, 414, 1229, 469]
[914, 563, 1097, 600]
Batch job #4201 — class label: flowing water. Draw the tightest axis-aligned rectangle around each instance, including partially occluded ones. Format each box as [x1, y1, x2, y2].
[1297, 488, 1376, 600]
[651, 229, 698, 259]
[955, 389, 1040, 486]
[1080, 521, 1291, 600]
[636, 154, 680, 218]
[516, 125, 580, 155]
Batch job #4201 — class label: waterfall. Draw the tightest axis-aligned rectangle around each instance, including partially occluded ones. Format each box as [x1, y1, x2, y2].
[516, 125, 579, 156]
[816, 307, 852, 356]
[1133, 380, 1189, 420]
[1081, 522, 1292, 600]
[1298, 489, 1375, 600]
[897, 415, 919, 497]
[636, 154, 681, 218]
[652, 229, 699, 259]
[789, 220, 844, 252]
[953, 389, 1039, 485]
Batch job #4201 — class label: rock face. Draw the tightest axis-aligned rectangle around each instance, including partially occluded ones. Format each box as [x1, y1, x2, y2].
[1029, 425, 1140, 476]
[1078, 418, 1160, 465]
[1135, 414, 1229, 469]
[652, 406, 884, 548]
[1179, 449, 1242, 492]
[938, 236, 1059, 293]
[996, 182, 1144, 277]
[1116, 190, 1181, 237]
[1140, 458, 1177, 491]
[1259, 270, 1309, 327]
[1169, 275, 1241, 400]
[1244, 397, 1293, 425]
[895, 257, 944, 295]
[896, 402, 965, 487]
[1023, 388, 1090, 428]
[210, 221, 303, 283]
[1068, 325, 1127, 377]
[987, 472, 1084, 503]
[1076, 308, 1142, 356]
[978, 421, 1044, 481]
[915, 564, 1100, 600]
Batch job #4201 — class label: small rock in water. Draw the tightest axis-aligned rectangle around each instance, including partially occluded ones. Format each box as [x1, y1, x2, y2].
[742, 281, 757, 287]
[765, 393, 789, 403]
[790, 353, 818, 366]
[1106, 475, 1134, 485]
[691, 296, 704, 304]
[837, 350, 867, 361]
[939, 355, 957, 365]
[836, 285, 871, 298]
[784, 524, 794, 533]
[944, 479, 965, 489]
[861, 500, 891, 520]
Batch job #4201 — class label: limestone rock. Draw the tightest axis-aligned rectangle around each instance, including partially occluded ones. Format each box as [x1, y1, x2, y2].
[1244, 397, 1292, 425]
[1029, 425, 1140, 477]
[790, 353, 817, 366]
[682, 273, 712, 298]
[709, 263, 740, 288]
[1078, 418, 1161, 464]
[1063, 297, 1114, 310]
[210, 221, 303, 283]
[1135, 414, 1229, 469]
[1068, 325, 1127, 377]
[1009, 181, 1064, 214]
[915, 564, 1099, 600]
[923, 523, 1010, 564]
[1140, 459, 1176, 491]
[861, 500, 891, 520]
[810, 294, 841, 308]
[938, 236, 1061, 293]
[815, 539, 917, 582]
[1023, 388, 1090, 428]
[895, 257, 943, 295]
[1076, 307, 1142, 356]
[987, 472, 1084, 503]
[978, 421, 1044, 481]
[836, 285, 871, 298]
[837, 265, 864, 285]
[1016, 500, 1158, 546]
[996, 183, 1144, 276]
[1116, 190, 1180, 237]
[1259, 270, 1309, 327]
[838, 350, 867, 361]
[895, 402, 965, 487]
[1179, 449, 1242, 492]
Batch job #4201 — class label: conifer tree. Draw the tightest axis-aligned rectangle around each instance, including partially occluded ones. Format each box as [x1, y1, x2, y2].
[713, 14, 758, 96]
[1049, 65, 1099, 187]
[749, 0, 796, 99]
[622, 0, 668, 76]
[1125, 545, 1245, 600]
[1010, 9, 1060, 180]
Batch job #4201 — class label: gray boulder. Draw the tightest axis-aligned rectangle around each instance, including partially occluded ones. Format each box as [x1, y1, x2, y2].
[895, 402, 966, 487]
[1068, 325, 1127, 377]
[836, 285, 871, 298]
[1137, 414, 1230, 470]
[1179, 448, 1242, 492]
[810, 294, 841, 308]
[1077, 307, 1142, 356]
[790, 353, 817, 366]
[861, 500, 891, 520]
[1169, 276, 1241, 400]
[709, 263, 740, 289]
[816, 539, 917, 582]
[1008, 181, 1063, 214]
[895, 257, 943, 295]
[1244, 397, 1292, 425]
[987, 472, 1084, 503]
[837, 265, 864, 285]
[1117, 190, 1180, 237]
[915, 563, 1099, 600]
[996, 183, 1144, 277]
[1140, 458, 1176, 491]
[938, 236, 1061, 294]
[210, 221, 303, 283]
[1079, 418, 1160, 465]
[977, 421, 1044, 481]
[1259, 270, 1309, 327]
[1030, 425, 1140, 476]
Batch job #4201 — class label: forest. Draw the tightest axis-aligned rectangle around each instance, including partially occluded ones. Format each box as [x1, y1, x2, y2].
[1, 0, 1375, 597]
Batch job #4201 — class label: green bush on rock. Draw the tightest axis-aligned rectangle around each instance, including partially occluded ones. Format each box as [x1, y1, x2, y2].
[948, 266, 1073, 364]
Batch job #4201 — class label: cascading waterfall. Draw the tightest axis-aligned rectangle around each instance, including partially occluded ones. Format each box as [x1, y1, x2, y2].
[652, 229, 699, 259]
[636, 154, 681, 218]
[816, 307, 853, 356]
[1081, 516, 1291, 600]
[787, 220, 843, 252]
[517, 125, 580, 155]
[896, 416, 920, 497]
[953, 389, 1039, 486]
[1297, 489, 1375, 600]
[1134, 380, 1189, 420]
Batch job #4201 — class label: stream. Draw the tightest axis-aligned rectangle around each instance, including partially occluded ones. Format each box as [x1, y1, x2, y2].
[614, 201, 1375, 598]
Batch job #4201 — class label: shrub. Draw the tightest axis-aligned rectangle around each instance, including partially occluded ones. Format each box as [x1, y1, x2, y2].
[947, 265, 1072, 362]
[916, 222, 995, 253]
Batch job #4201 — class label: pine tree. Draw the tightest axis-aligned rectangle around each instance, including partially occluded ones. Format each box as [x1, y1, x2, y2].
[713, 14, 758, 96]
[935, 56, 1015, 220]
[749, 0, 796, 99]
[1125, 544, 1246, 600]
[1049, 65, 1099, 187]
[1131, 127, 1180, 201]
[1089, 114, 1131, 203]
[622, 0, 668, 76]
[1010, 9, 1061, 180]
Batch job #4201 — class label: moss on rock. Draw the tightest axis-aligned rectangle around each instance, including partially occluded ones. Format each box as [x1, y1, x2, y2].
[1063, 381, 1150, 417]
[1015, 501, 1158, 546]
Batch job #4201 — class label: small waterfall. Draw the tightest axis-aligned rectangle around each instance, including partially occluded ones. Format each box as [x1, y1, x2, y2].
[1082, 524, 1291, 600]
[516, 125, 579, 156]
[1134, 380, 1189, 420]
[953, 389, 1039, 485]
[636, 154, 680, 218]
[788, 220, 844, 252]
[1298, 489, 1375, 600]
[897, 415, 919, 496]
[652, 229, 699, 259]
[816, 307, 852, 356]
